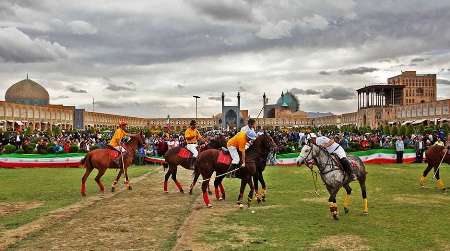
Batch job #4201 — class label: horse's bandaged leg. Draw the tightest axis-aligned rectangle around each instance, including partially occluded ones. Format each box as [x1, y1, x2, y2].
[175, 181, 183, 192]
[214, 187, 220, 199]
[203, 191, 211, 206]
[164, 181, 168, 192]
[436, 179, 446, 190]
[420, 176, 426, 187]
[343, 194, 352, 208]
[363, 198, 369, 214]
[81, 183, 86, 196]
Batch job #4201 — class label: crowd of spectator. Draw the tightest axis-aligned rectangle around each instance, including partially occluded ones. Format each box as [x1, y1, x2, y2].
[0, 125, 448, 166]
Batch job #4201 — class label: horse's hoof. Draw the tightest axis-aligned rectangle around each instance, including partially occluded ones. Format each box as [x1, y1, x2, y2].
[218, 197, 223, 201]
[81, 193, 86, 197]
[111, 187, 115, 193]
[128, 186, 132, 191]
[333, 215, 339, 220]
[164, 190, 169, 194]
[189, 190, 193, 195]
[180, 190, 184, 194]
[239, 204, 244, 209]
[363, 211, 369, 215]
[257, 198, 261, 203]
[207, 204, 213, 208]
[344, 208, 349, 214]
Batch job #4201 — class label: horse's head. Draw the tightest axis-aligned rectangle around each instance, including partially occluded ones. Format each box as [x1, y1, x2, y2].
[128, 132, 145, 149]
[296, 143, 314, 167]
[254, 132, 278, 155]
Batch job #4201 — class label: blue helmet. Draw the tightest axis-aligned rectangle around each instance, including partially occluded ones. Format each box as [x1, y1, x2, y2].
[246, 129, 257, 140]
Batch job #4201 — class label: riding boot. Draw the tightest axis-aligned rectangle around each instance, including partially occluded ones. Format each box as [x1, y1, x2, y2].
[341, 157, 357, 181]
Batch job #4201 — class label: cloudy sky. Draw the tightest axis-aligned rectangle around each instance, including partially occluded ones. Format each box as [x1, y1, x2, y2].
[1, 0, 450, 118]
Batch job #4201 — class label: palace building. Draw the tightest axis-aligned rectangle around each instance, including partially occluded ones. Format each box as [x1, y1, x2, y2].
[1, 71, 448, 132]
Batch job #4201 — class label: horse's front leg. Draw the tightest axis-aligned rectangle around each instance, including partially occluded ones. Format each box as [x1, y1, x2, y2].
[213, 176, 225, 200]
[124, 166, 132, 190]
[328, 187, 339, 220]
[112, 169, 123, 192]
[247, 176, 255, 208]
[259, 169, 267, 202]
[237, 179, 246, 209]
[253, 174, 261, 203]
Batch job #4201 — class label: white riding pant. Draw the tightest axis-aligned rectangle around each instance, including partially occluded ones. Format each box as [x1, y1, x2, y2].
[328, 145, 346, 159]
[114, 146, 127, 153]
[186, 144, 198, 157]
[227, 146, 240, 164]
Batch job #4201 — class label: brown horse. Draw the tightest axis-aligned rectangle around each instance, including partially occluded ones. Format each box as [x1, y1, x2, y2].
[80, 133, 145, 196]
[190, 133, 277, 208]
[420, 144, 449, 191]
[162, 136, 226, 193]
[253, 134, 277, 203]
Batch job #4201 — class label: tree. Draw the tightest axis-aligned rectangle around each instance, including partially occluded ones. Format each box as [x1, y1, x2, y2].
[390, 126, 398, 136]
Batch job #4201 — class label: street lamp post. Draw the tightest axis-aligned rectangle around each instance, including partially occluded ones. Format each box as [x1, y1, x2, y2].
[193, 95, 200, 119]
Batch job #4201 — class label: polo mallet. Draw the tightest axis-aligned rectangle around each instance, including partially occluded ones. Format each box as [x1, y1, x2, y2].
[433, 148, 448, 180]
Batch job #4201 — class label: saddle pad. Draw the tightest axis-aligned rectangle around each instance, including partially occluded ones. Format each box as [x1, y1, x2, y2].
[217, 150, 232, 165]
[109, 150, 119, 159]
[178, 148, 192, 159]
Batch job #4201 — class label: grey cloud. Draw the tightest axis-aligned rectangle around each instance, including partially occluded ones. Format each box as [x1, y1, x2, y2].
[68, 20, 98, 35]
[437, 79, 450, 86]
[290, 88, 320, 95]
[54, 95, 70, 99]
[320, 87, 354, 100]
[319, 71, 331, 75]
[177, 83, 185, 89]
[105, 80, 136, 92]
[411, 58, 426, 63]
[338, 67, 378, 75]
[0, 27, 68, 63]
[188, 0, 253, 22]
[67, 87, 88, 93]
[209, 96, 231, 102]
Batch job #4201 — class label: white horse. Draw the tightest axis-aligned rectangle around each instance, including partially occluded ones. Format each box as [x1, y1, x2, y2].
[297, 143, 368, 220]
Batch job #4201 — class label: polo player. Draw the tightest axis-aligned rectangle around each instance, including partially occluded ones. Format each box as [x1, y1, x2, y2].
[185, 120, 203, 168]
[109, 120, 128, 167]
[241, 118, 256, 133]
[309, 133, 357, 181]
[227, 129, 257, 171]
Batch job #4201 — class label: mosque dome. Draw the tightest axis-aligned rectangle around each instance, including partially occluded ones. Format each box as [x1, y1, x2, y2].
[276, 91, 299, 112]
[5, 77, 50, 105]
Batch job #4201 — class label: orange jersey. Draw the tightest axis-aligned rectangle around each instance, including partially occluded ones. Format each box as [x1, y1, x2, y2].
[185, 128, 202, 144]
[227, 131, 248, 152]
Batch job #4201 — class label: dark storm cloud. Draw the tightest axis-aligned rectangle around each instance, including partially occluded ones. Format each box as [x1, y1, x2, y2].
[338, 67, 378, 75]
[320, 87, 354, 100]
[318, 71, 331, 75]
[290, 88, 320, 95]
[187, 0, 253, 22]
[67, 87, 88, 93]
[437, 79, 450, 85]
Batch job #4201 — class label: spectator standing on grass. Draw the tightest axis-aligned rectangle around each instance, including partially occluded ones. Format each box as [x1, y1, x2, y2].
[395, 136, 404, 164]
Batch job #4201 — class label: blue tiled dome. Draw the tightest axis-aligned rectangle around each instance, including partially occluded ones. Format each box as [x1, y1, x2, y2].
[276, 91, 299, 112]
[5, 78, 49, 105]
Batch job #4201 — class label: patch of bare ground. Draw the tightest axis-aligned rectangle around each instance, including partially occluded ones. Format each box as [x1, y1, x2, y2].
[308, 234, 370, 251]
[173, 196, 266, 251]
[392, 194, 450, 205]
[0, 201, 43, 217]
[3, 167, 198, 251]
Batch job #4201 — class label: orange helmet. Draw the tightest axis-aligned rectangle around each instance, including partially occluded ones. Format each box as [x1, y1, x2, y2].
[119, 120, 127, 126]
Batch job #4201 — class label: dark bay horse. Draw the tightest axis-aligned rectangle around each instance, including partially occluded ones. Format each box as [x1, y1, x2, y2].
[297, 143, 368, 220]
[421, 144, 448, 191]
[191, 133, 276, 208]
[80, 133, 145, 196]
[162, 136, 226, 193]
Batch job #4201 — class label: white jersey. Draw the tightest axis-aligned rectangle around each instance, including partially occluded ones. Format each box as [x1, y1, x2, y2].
[316, 136, 346, 158]
[240, 125, 252, 133]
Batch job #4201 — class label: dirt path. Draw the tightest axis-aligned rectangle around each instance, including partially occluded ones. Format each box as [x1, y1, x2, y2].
[6, 167, 199, 251]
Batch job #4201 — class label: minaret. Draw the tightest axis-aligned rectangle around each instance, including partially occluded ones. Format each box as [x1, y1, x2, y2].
[221, 92, 225, 129]
[237, 92, 241, 129]
[263, 92, 267, 106]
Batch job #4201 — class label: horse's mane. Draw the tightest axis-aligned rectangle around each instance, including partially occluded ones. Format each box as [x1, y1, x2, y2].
[246, 134, 273, 161]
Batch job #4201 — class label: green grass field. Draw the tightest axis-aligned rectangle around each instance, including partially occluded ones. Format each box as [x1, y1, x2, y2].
[198, 164, 450, 250]
[0, 166, 152, 230]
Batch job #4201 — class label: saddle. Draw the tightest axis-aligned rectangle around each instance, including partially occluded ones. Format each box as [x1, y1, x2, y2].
[105, 145, 121, 159]
[177, 148, 193, 159]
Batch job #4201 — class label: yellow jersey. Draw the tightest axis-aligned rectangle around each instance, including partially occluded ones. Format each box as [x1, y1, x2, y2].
[109, 128, 127, 147]
[185, 128, 202, 144]
[227, 131, 248, 152]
